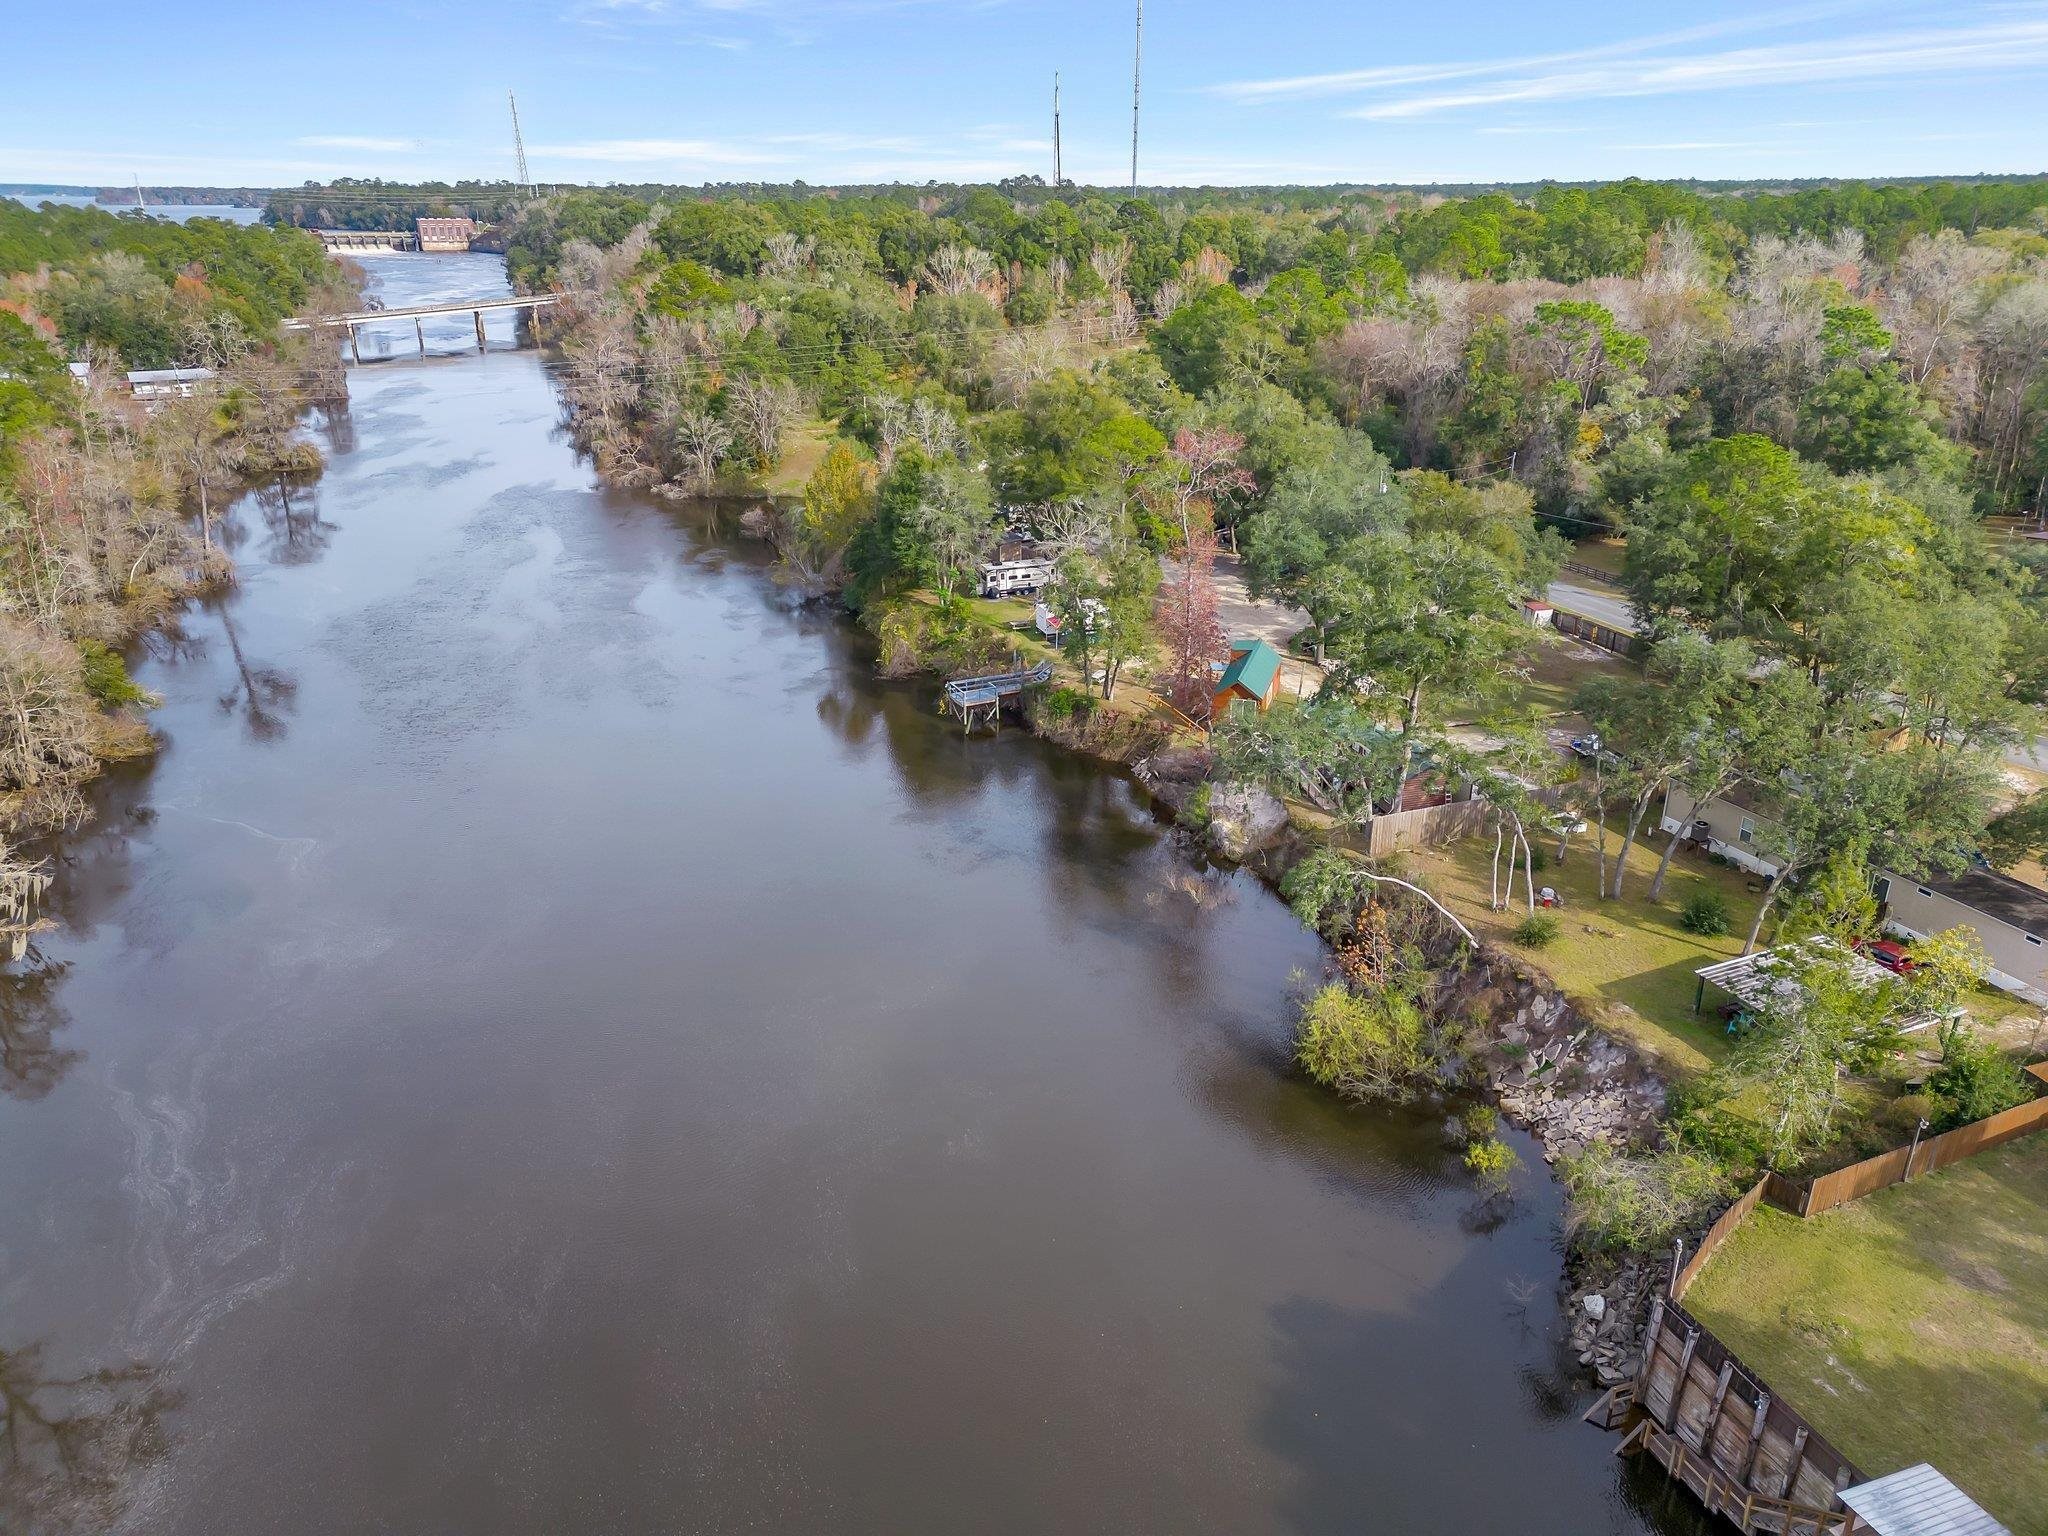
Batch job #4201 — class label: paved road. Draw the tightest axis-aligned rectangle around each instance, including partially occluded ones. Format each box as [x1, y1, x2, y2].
[1211, 552, 1324, 698]
[1541, 575, 2048, 776]
[1545, 577, 1637, 635]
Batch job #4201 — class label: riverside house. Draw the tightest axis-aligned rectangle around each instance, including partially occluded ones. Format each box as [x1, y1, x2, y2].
[1662, 786, 2048, 1004]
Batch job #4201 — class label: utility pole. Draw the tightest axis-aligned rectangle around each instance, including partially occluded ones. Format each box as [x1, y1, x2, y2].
[1130, 0, 1143, 194]
[1052, 72, 1063, 189]
[509, 91, 532, 199]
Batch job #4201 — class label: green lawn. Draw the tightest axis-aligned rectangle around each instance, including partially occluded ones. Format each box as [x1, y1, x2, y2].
[1568, 537, 1629, 580]
[1406, 826, 1767, 1072]
[1685, 1135, 2048, 1534]
[1487, 630, 1630, 722]
[760, 418, 838, 497]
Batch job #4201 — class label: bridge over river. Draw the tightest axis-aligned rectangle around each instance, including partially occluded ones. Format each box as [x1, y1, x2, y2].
[283, 294, 570, 362]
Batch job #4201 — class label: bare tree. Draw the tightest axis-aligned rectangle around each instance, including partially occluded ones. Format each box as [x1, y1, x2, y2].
[0, 620, 101, 834]
[669, 409, 733, 491]
[991, 327, 1070, 404]
[906, 397, 964, 460]
[760, 232, 817, 279]
[921, 244, 997, 299]
[1088, 238, 1131, 295]
[1884, 230, 2007, 387]
[726, 377, 803, 469]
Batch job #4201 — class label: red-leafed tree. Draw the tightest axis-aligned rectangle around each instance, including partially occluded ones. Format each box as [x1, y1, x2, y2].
[1156, 525, 1230, 724]
[1165, 427, 1256, 547]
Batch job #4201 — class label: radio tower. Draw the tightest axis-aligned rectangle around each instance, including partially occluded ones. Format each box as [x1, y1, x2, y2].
[1052, 73, 1063, 188]
[509, 91, 532, 198]
[1130, 0, 1143, 194]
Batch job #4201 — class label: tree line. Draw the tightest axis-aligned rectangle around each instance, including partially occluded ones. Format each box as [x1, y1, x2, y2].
[0, 202, 353, 940]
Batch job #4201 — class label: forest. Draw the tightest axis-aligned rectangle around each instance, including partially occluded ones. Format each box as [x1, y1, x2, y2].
[519, 173, 2048, 1208]
[0, 201, 352, 935]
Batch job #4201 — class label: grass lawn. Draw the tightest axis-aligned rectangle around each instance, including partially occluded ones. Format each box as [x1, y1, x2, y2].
[1567, 537, 1629, 580]
[1404, 826, 1768, 1072]
[1685, 1135, 2048, 1533]
[759, 418, 838, 497]
[1487, 630, 1630, 723]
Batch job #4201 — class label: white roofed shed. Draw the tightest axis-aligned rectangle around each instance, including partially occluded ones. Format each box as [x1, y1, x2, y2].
[1838, 1464, 2011, 1536]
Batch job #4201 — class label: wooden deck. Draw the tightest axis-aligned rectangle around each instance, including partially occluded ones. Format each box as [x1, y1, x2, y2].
[1589, 1295, 1863, 1536]
[941, 661, 1053, 732]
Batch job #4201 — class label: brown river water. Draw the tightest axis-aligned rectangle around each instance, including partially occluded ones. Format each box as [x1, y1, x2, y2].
[0, 254, 1709, 1535]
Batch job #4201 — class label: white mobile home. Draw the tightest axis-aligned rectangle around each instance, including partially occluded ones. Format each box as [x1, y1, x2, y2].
[1662, 787, 2048, 1004]
[1660, 785, 1783, 878]
[1877, 866, 2048, 1004]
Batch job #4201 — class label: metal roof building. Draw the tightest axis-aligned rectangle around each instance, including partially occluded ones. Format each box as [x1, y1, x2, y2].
[1839, 1464, 2011, 1536]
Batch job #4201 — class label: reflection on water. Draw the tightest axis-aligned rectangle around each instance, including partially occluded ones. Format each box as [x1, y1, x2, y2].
[0, 255, 1719, 1535]
[0, 951, 78, 1101]
[0, 1341, 176, 1535]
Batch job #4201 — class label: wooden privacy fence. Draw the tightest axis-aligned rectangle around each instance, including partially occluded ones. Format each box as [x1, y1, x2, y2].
[1770, 1062, 2048, 1218]
[1362, 798, 1489, 857]
[1673, 1177, 1771, 1299]
[1551, 607, 1643, 658]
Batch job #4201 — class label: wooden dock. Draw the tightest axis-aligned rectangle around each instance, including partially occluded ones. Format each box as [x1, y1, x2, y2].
[1587, 1295, 1862, 1536]
[941, 661, 1053, 732]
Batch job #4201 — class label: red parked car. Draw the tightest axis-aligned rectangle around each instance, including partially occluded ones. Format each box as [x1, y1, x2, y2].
[1857, 938, 1918, 975]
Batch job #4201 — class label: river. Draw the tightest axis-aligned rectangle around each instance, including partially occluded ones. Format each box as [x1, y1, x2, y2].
[0, 253, 1707, 1535]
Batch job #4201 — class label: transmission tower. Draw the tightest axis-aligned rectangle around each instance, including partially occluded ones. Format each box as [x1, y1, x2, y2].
[509, 91, 532, 197]
[1130, 0, 1143, 194]
[1052, 73, 1063, 188]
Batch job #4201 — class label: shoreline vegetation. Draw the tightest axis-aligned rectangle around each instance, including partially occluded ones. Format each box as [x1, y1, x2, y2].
[0, 199, 361, 949]
[502, 175, 2048, 1368]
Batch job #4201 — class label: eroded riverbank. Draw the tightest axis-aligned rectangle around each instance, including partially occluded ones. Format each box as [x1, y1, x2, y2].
[0, 255, 1707, 1536]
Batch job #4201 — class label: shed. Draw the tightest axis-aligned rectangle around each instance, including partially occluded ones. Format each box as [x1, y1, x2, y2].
[125, 366, 214, 401]
[1838, 1464, 2011, 1536]
[1212, 637, 1282, 719]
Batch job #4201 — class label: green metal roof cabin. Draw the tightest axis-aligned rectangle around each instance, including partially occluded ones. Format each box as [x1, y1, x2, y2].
[1212, 638, 1283, 719]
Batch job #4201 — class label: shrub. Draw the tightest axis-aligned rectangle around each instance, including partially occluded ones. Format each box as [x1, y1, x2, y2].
[1879, 1091, 1939, 1136]
[1927, 1027, 2034, 1130]
[1679, 886, 1732, 936]
[1279, 845, 1359, 938]
[77, 640, 150, 709]
[1038, 684, 1091, 722]
[1458, 1104, 1498, 1144]
[1671, 1106, 1769, 1173]
[1559, 1144, 1738, 1253]
[1176, 780, 1213, 833]
[1464, 1135, 1518, 1188]
[1512, 911, 1561, 948]
[1294, 978, 1444, 1103]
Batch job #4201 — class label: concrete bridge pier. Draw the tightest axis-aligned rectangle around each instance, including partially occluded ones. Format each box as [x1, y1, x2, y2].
[348, 324, 361, 365]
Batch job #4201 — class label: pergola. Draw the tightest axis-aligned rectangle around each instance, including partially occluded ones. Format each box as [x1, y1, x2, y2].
[1690, 936, 1957, 1034]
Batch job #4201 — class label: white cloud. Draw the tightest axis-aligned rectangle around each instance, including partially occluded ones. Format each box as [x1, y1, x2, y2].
[1208, 4, 1865, 103]
[295, 135, 422, 152]
[1351, 15, 2048, 120]
[530, 137, 795, 166]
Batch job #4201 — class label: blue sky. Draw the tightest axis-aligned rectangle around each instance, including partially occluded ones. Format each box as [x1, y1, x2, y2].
[5, 0, 2048, 187]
